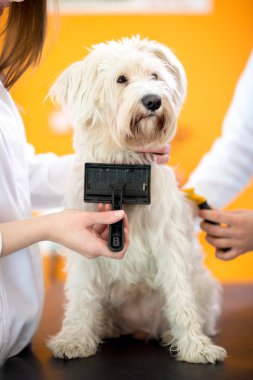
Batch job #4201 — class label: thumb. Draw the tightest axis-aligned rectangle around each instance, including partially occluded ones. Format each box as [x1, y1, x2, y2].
[87, 210, 125, 226]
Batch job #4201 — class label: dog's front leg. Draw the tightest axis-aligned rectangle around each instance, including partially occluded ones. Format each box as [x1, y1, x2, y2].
[48, 296, 103, 359]
[156, 240, 227, 364]
[48, 262, 105, 359]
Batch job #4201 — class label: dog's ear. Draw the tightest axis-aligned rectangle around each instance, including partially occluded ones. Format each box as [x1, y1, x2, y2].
[50, 62, 82, 111]
[50, 54, 101, 127]
[134, 37, 187, 113]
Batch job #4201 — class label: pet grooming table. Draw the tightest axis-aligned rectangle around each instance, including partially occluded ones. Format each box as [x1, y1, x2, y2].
[1, 281, 253, 380]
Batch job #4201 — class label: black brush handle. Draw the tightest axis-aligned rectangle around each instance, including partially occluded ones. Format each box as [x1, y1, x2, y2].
[109, 220, 124, 252]
[199, 201, 230, 252]
[109, 186, 124, 252]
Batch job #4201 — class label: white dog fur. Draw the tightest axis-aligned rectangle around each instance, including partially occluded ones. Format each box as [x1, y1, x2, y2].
[47, 36, 227, 364]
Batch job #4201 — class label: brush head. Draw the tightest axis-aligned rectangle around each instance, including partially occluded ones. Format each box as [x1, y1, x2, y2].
[84, 163, 151, 204]
[182, 187, 208, 207]
[84, 163, 151, 252]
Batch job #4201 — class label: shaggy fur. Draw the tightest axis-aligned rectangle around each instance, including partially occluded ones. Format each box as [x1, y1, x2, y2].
[47, 36, 227, 364]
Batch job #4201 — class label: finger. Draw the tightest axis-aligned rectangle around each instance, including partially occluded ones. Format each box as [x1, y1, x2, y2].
[155, 154, 169, 165]
[96, 215, 130, 259]
[124, 227, 130, 245]
[104, 203, 112, 212]
[97, 203, 112, 212]
[93, 204, 110, 234]
[206, 235, 233, 250]
[94, 204, 113, 234]
[87, 210, 125, 226]
[96, 213, 129, 242]
[228, 209, 246, 214]
[99, 227, 128, 245]
[199, 209, 235, 226]
[138, 144, 170, 155]
[97, 203, 105, 212]
[100, 226, 129, 245]
[200, 221, 233, 238]
[215, 248, 241, 261]
[93, 223, 107, 235]
[93, 204, 107, 234]
[114, 236, 130, 259]
[123, 213, 129, 231]
[96, 238, 128, 260]
[99, 226, 110, 241]
[110, 219, 131, 258]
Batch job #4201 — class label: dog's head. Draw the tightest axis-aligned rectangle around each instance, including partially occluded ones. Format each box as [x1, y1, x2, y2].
[51, 36, 187, 151]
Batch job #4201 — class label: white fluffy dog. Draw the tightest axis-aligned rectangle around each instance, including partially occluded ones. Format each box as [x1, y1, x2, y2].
[48, 36, 227, 364]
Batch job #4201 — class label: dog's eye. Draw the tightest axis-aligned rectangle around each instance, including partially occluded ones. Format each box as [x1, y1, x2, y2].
[117, 75, 128, 84]
[151, 73, 158, 80]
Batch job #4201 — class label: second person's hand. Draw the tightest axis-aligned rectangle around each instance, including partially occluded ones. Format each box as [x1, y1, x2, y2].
[199, 208, 253, 260]
[137, 143, 170, 164]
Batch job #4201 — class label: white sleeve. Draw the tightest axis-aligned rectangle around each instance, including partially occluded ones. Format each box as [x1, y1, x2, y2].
[0, 231, 2, 257]
[27, 144, 75, 210]
[187, 51, 253, 208]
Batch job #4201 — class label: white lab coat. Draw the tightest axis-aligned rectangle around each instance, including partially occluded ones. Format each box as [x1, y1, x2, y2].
[187, 51, 253, 208]
[0, 82, 74, 363]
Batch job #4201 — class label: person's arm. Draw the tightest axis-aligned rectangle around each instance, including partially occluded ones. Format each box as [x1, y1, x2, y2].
[187, 51, 253, 208]
[199, 208, 253, 260]
[26, 144, 75, 210]
[0, 209, 129, 260]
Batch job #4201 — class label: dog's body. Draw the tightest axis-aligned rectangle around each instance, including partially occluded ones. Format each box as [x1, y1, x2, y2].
[48, 37, 227, 363]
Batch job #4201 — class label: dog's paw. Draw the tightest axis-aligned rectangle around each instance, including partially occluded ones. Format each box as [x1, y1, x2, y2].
[175, 336, 227, 364]
[178, 343, 227, 364]
[47, 335, 97, 359]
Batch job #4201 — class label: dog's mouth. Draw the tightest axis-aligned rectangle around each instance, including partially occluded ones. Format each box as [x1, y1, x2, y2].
[124, 111, 168, 149]
[130, 111, 166, 134]
[139, 112, 157, 120]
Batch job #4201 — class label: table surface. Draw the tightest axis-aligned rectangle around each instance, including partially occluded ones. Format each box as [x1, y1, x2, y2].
[1, 282, 253, 380]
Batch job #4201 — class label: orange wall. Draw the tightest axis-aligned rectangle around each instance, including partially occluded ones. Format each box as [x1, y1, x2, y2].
[10, 0, 253, 282]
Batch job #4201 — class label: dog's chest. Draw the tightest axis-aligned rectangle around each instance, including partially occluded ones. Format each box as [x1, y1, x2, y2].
[100, 241, 158, 288]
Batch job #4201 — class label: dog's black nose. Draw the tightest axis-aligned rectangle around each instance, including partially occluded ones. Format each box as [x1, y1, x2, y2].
[141, 94, 161, 111]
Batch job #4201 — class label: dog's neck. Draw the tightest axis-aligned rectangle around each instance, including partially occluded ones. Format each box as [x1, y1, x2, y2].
[74, 130, 156, 165]
[76, 145, 155, 165]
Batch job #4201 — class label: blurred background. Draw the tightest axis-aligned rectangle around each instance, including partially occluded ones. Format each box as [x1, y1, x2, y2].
[8, 0, 253, 285]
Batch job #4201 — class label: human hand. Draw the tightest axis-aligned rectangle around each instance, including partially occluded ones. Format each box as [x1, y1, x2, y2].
[137, 144, 170, 164]
[46, 209, 130, 260]
[93, 203, 113, 235]
[199, 209, 253, 260]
